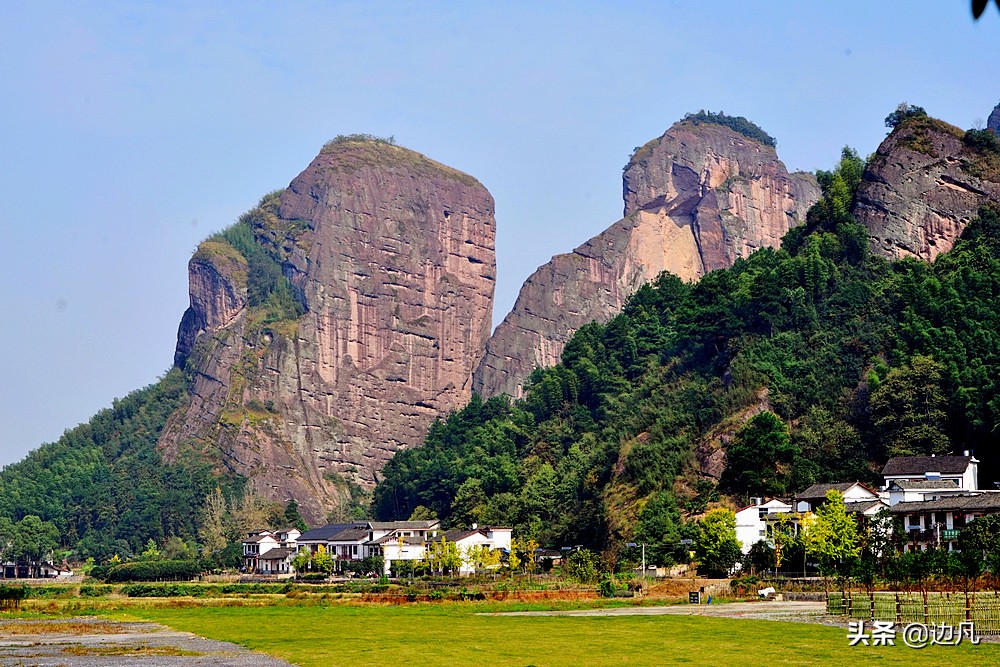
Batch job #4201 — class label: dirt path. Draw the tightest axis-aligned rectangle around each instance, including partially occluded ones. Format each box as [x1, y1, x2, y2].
[484, 600, 835, 624]
[0, 617, 295, 666]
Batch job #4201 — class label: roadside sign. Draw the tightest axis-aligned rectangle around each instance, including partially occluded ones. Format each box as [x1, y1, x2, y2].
[689, 591, 701, 604]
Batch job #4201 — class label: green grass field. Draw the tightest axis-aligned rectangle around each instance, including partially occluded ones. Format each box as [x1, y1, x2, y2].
[130, 603, 1000, 667]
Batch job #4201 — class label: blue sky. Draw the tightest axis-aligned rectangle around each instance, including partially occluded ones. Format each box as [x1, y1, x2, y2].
[1, 1, 998, 466]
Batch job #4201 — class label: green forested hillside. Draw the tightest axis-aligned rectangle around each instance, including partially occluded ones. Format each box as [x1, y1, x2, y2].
[373, 149, 1000, 563]
[0, 368, 225, 560]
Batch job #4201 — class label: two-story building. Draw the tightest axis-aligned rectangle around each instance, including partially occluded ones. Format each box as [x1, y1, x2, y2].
[242, 527, 301, 575]
[881, 453, 979, 503]
[735, 498, 793, 554]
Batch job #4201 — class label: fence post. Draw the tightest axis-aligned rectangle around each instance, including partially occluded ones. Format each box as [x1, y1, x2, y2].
[895, 592, 901, 625]
[846, 590, 852, 618]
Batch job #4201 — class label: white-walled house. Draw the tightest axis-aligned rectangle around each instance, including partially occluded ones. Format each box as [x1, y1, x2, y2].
[295, 520, 442, 574]
[881, 454, 979, 505]
[241, 528, 300, 576]
[440, 526, 513, 575]
[735, 499, 793, 554]
[378, 535, 428, 574]
[795, 482, 879, 512]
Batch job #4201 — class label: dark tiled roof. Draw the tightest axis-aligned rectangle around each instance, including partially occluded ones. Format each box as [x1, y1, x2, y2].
[243, 534, 277, 544]
[327, 528, 371, 542]
[259, 547, 294, 560]
[368, 520, 439, 530]
[888, 479, 960, 490]
[298, 522, 369, 542]
[440, 529, 484, 542]
[882, 456, 972, 476]
[890, 493, 1000, 514]
[797, 482, 875, 501]
[844, 500, 888, 514]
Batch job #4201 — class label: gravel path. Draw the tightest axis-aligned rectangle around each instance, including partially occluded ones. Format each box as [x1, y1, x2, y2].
[0, 617, 296, 666]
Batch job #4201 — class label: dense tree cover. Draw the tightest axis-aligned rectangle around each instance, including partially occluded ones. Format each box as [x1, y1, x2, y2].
[682, 110, 778, 147]
[374, 142, 1000, 563]
[0, 191, 313, 563]
[694, 508, 742, 577]
[0, 369, 225, 561]
[0, 515, 60, 577]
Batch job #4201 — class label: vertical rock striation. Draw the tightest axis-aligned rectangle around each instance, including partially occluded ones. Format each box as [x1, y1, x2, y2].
[162, 138, 495, 523]
[473, 120, 819, 399]
[856, 115, 1000, 261]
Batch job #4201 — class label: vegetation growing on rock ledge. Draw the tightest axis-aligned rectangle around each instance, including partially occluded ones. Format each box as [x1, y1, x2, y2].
[208, 191, 305, 324]
[682, 110, 777, 147]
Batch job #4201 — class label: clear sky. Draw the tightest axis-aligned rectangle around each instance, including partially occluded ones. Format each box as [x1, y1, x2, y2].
[1, 1, 998, 467]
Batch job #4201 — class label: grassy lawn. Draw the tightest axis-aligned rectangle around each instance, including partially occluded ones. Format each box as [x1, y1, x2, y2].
[130, 603, 1000, 666]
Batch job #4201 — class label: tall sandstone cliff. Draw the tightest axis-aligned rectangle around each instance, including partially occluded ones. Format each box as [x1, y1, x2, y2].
[988, 101, 1000, 135]
[473, 120, 820, 398]
[856, 115, 1000, 261]
[160, 139, 496, 523]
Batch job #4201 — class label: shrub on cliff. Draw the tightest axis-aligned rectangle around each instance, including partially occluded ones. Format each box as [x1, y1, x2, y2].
[682, 110, 777, 147]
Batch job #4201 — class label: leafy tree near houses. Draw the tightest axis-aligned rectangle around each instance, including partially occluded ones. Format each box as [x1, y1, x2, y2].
[509, 537, 539, 575]
[425, 537, 462, 576]
[694, 508, 742, 577]
[744, 540, 776, 575]
[290, 549, 311, 575]
[805, 490, 860, 580]
[451, 478, 488, 528]
[407, 505, 438, 521]
[870, 355, 950, 457]
[464, 544, 501, 573]
[312, 545, 336, 576]
[565, 548, 601, 584]
[282, 499, 308, 532]
[721, 411, 797, 497]
[0, 516, 60, 578]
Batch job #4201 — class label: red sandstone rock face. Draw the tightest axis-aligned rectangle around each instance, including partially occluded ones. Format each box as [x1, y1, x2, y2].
[173, 244, 248, 367]
[473, 121, 819, 399]
[161, 140, 495, 523]
[855, 117, 1000, 262]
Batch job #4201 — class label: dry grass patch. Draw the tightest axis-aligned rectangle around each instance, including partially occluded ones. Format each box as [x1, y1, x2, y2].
[62, 644, 202, 657]
[0, 619, 130, 635]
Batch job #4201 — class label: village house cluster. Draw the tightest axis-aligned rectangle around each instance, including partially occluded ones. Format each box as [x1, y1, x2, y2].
[241, 520, 512, 577]
[735, 451, 996, 557]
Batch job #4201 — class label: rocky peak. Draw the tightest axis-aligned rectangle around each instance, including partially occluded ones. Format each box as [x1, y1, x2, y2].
[988, 101, 1000, 134]
[161, 137, 496, 523]
[473, 117, 819, 399]
[855, 115, 1000, 261]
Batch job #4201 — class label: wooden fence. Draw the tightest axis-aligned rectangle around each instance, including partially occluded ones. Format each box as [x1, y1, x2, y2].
[827, 591, 1000, 634]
